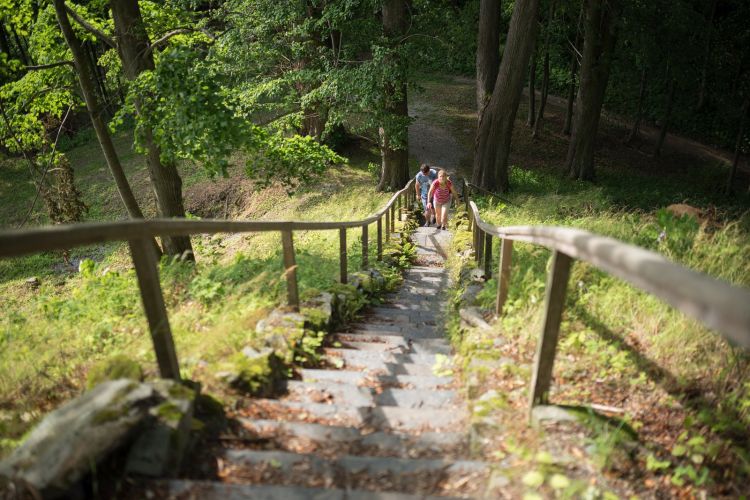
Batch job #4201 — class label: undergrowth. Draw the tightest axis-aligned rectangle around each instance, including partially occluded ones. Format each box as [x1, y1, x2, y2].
[447, 165, 750, 497]
[0, 144, 394, 456]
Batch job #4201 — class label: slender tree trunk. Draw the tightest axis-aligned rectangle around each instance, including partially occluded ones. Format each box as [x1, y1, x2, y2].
[10, 26, 30, 65]
[532, 0, 555, 139]
[377, 0, 410, 192]
[696, 0, 717, 112]
[110, 0, 193, 258]
[0, 22, 11, 56]
[52, 0, 152, 234]
[476, 0, 502, 125]
[563, 51, 577, 136]
[527, 45, 537, 127]
[562, 1, 584, 136]
[626, 66, 647, 144]
[725, 98, 748, 195]
[532, 49, 549, 138]
[473, 0, 540, 191]
[566, 0, 620, 181]
[653, 77, 676, 158]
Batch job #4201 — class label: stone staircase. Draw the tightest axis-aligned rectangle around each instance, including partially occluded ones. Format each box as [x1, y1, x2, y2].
[152, 226, 490, 498]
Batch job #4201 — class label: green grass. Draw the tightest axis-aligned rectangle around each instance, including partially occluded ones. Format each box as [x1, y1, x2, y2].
[0, 130, 392, 455]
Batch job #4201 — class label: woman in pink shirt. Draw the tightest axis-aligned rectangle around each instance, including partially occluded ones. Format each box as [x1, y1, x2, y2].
[426, 169, 458, 231]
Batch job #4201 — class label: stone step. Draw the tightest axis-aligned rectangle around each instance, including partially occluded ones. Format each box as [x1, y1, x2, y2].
[242, 400, 464, 432]
[324, 348, 440, 368]
[328, 349, 434, 376]
[283, 380, 458, 409]
[164, 480, 456, 500]
[375, 388, 459, 408]
[366, 307, 437, 319]
[216, 449, 488, 497]
[331, 333, 451, 355]
[300, 369, 453, 390]
[236, 419, 468, 458]
[347, 324, 444, 339]
[283, 380, 374, 406]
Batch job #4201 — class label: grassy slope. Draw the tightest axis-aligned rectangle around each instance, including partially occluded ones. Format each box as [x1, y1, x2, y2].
[0, 133, 389, 454]
[417, 75, 750, 496]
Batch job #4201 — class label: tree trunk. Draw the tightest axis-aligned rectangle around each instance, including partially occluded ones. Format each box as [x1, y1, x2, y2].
[300, 108, 327, 140]
[377, 0, 410, 192]
[110, 0, 193, 259]
[563, 51, 577, 136]
[566, 0, 620, 181]
[562, 1, 584, 136]
[10, 25, 30, 65]
[473, 0, 540, 191]
[527, 45, 537, 127]
[725, 98, 748, 195]
[653, 77, 676, 158]
[696, 0, 717, 112]
[476, 0, 502, 125]
[626, 66, 647, 144]
[532, 0, 555, 139]
[0, 22, 11, 57]
[52, 0, 152, 234]
[532, 49, 549, 138]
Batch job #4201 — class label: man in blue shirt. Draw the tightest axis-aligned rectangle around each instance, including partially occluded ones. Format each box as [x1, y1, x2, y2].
[415, 164, 438, 226]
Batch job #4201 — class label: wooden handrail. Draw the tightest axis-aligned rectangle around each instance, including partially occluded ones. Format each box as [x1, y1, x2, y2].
[0, 181, 415, 259]
[462, 182, 750, 413]
[0, 179, 416, 380]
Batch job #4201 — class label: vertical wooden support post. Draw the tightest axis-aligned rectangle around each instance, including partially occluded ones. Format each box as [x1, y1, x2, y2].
[377, 217, 383, 261]
[465, 186, 472, 231]
[477, 229, 485, 265]
[361, 223, 369, 269]
[495, 239, 513, 316]
[390, 204, 396, 234]
[529, 250, 573, 411]
[397, 193, 402, 215]
[339, 228, 347, 284]
[129, 237, 180, 380]
[385, 208, 391, 241]
[281, 230, 299, 311]
[483, 234, 492, 278]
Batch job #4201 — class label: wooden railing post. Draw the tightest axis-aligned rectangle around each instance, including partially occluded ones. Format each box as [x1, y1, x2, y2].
[339, 228, 347, 284]
[465, 185, 473, 231]
[128, 237, 180, 380]
[477, 229, 485, 265]
[377, 217, 383, 261]
[390, 203, 396, 234]
[362, 223, 369, 268]
[484, 233, 492, 278]
[496, 239, 513, 316]
[385, 208, 391, 241]
[281, 230, 299, 311]
[529, 250, 573, 411]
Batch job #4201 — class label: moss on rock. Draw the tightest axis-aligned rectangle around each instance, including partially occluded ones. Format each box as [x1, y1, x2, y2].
[86, 355, 143, 390]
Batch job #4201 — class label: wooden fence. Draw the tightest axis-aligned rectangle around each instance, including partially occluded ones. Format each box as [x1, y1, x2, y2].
[0, 180, 416, 381]
[462, 181, 750, 414]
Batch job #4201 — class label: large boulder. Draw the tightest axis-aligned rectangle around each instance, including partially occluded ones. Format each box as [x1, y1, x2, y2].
[0, 380, 156, 498]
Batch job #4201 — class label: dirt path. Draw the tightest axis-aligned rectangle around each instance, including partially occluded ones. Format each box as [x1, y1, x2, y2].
[408, 75, 747, 181]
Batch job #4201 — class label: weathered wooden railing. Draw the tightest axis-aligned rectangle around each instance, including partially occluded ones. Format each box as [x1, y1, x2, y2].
[0, 180, 416, 380]
[462, 182, 750, 414]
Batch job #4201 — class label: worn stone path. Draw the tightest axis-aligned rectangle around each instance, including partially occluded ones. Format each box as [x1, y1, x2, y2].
[161, 225, 489, 498]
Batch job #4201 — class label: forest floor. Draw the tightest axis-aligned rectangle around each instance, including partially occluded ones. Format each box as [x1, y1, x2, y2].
[407, 74, 750, 498]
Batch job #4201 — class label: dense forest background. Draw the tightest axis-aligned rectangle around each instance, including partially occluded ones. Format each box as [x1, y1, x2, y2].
[0, 0, 748, 236]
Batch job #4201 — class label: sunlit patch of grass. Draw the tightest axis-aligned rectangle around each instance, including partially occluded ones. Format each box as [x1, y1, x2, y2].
[0, 128, 393, 455]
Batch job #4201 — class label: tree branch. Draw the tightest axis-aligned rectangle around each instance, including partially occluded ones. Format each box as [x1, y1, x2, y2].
[25, 61, 74, 71]
[64, 3, 116, 49]
[146, 27, 216, 56]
